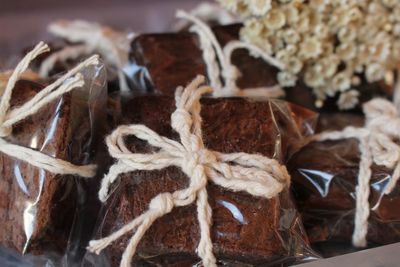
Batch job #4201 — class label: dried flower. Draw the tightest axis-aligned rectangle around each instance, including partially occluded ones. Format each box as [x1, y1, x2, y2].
[304, 65, 325, 88]
[283, 5, 299, 25]
[338, 25, 356, 43]
[246, 0, 272, 16]
[336, 43, 356, 60]
[218, 0, 400, 108]
[314, 24, 330, 39]
[337, 89, 360, 110]
[277, 71, 297, 86]
[365, 63, 385, 83]
[332, 72, 352, 92]
[299, 38, 322, 59]
[282, 28, 300, 44]
[264, 8, 286, 30]
[243, 18, 264, 36]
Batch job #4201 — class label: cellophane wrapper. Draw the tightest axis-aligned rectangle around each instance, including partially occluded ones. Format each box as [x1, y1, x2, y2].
[0, 63, 107, 266]
[83, 93, 320, 267]
[289, 112, 400, 257]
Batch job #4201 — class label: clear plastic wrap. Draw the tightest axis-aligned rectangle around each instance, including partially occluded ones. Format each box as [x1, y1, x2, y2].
[26, 20, 133, 93]
[128, 24, 282, 96]
[83, 94, 319, 267]
[0, 63, 107, 266]
[288, 112, 400, 257]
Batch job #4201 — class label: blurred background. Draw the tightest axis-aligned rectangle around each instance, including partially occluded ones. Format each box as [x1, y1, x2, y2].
[0, 0, 203, 65]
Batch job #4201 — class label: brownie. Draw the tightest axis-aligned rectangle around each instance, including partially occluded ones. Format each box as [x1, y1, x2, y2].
[0, 77, 102, 256]
[288, 112, 400, 256]
[92, 95, 317, 266]
[130, 24, 280, 96]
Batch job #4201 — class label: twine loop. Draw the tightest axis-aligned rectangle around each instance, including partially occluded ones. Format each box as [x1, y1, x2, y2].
[176, 10, 286, 99]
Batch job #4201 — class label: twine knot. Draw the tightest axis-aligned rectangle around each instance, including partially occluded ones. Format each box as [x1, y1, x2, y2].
[0, 42, 99, 179]
[314, 96, 400, 248]
[198, 149, 218, 165]
[171, 108, 192, 132]
[88, 75, 289, 267]
[149, 193, 174, 214]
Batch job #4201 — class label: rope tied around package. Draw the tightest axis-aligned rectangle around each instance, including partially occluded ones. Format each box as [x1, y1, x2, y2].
[176, 10, 286, 98]
[87, 75, 290, 267]
[0, 41, 99, 178]
[40, 20, 134, 92]
[313, 75, 400, 247]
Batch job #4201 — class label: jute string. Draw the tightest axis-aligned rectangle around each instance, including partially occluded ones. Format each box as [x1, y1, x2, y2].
[0, 41, 99, 178]
[39, 20, 134, 92]
[87, 75, 290, 267]
[313, 72, 400, 247]
[176, 10, 285, 98]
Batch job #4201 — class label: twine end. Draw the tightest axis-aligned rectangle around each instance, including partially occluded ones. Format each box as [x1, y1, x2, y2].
[352, 236, 367, 248]
[36, 41, 51, 54]
[86, 54, 100, 66]
[87, 239, 109, 255]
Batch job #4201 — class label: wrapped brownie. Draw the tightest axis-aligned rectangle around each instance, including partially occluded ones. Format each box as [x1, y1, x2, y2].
[83, 76, 318, 267]
[128, 10, 286, 99]
[289, 98, 400, 256]
[0, 42, 106, 263]
[27, 20, 133, 92]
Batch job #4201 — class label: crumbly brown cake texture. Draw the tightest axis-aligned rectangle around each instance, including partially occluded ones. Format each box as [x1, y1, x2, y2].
[93, 94, 317, 266]
[289, 112, 400, 255]
[0, 76, 103, 256]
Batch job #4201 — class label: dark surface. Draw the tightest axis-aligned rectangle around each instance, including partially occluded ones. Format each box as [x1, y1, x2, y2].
[94, 95, 317, 266]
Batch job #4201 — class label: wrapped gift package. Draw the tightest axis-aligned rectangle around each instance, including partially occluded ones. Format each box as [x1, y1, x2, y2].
[83, 91, 318, 266]
[288, 111, 400, 256]
[130, 24, 279, 94]
[0, 54, 107, 265]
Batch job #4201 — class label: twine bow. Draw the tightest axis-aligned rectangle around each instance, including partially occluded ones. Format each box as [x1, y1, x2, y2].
[0, 42, 99, 178]
[314, 97, 400, 247]
[40, 20, 134, 92]
[88, 75, 290, 267]
[176, 10, 286, 98]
